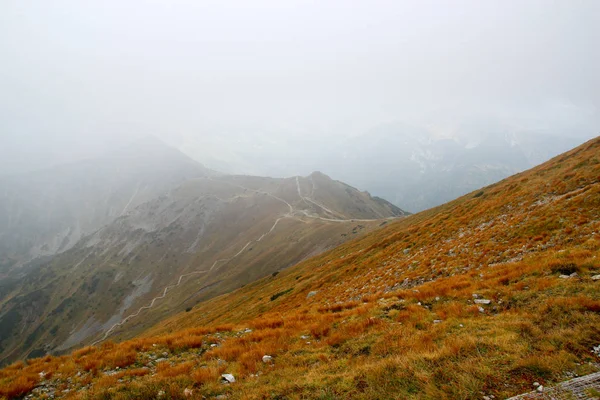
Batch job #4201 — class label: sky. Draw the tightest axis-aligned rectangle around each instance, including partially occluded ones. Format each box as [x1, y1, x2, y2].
[1, 0, 599, 174]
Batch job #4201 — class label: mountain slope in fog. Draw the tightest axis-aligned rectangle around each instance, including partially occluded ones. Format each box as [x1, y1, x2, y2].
[0, 136, 214, 273]
[0, 165, 405, 364]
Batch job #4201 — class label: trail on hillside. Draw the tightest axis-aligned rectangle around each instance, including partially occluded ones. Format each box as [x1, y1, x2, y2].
[91, 176, 397, 345]
[295, 176, 396, 223]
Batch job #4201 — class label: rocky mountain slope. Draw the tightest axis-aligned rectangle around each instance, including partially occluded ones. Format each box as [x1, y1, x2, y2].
[1, 137, 597, 399]
[0, 136, 214, 274]
[0, 166, 405, 366]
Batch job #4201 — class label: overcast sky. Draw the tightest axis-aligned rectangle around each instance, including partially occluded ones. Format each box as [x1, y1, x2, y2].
[1, 0, 599, 173]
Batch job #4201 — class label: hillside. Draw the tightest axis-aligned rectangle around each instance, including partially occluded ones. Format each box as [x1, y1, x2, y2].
[0, 136, 214, 274]
[0, 170, 405, 366]
[1, 137, 599, 399]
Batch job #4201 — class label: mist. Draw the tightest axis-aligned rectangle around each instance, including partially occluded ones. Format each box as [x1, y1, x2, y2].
[1, 0, 599, 182]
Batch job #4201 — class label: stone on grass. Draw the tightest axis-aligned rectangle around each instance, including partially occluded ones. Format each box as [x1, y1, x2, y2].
[262, 355, 273, 363]
[307, 291, 318, 299]
[221, 374, 236, 384]
[474, 299, 491, 305]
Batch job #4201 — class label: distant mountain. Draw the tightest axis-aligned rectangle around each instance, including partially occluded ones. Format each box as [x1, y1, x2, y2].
[315, 123, 595, 212]
[0, 164, 405, 364]
[176, 123, 595, 213]
[0, 136, 214, 274]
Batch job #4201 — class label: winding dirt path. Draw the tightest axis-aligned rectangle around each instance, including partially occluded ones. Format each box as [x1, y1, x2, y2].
[91, 176, 396, 345]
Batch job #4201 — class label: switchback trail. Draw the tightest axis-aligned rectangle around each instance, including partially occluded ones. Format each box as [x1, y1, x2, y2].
[91, 176, 398, 345]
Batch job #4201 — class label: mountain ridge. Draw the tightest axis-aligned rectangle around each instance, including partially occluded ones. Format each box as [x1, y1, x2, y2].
[0, 157, 405, 365]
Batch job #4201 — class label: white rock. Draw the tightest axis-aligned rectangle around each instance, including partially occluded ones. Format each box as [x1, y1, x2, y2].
[559, 274, 571, 279]
[537, 385, 544, 393]
[474, 299, 491, 305]
[478, 306, 485, 313]
[591, 274, 600, 281]
[533, 382, 540, 387]
[433, 320, 442, 324]
[184, 388, 193, 397]
[221, 373, 236, 383]
[307, 291, 318, 299]
[262, 355, 273, 363]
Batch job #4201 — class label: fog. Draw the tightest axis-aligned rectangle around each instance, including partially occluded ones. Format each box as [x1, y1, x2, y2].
[1, 0, 599, 178]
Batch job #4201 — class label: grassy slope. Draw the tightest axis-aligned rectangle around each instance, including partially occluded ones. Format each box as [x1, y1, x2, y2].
[1, 138, 599, 399]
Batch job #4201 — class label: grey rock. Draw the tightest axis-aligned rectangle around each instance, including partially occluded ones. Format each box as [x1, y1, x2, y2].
[307, 291, 318, 299]
[221, 373, 236, 383]
[474, 299, 491, 305]
[262, 355, 273, 363]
